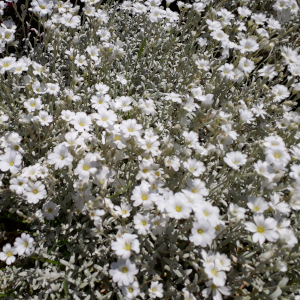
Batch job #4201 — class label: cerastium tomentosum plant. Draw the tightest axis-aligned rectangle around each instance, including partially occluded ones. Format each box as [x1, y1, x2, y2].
[0, 0, 300, 299]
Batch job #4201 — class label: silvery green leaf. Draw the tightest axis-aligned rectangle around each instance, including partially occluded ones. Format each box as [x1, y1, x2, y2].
[278, 277, 289, 287]
[270, 287, 282, 299]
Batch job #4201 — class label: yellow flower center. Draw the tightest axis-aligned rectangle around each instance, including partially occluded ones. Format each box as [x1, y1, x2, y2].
[253, 206, 260, 211]
[7, 251, 12, 257]
[24, 241, 29, 248]
[211, 269, 218, 276]
[61, 155, 65, 160]
[83, 165, 89, 171]
[204, 211, 209, 217]
[257, 226, 265, 233]
[39, 4, 46, 9]
[115, 135, 120, 141]
[142, 195, 148, 201]
[3, 63, 9, 68]
[121, 267, 128, 273]
[142, 220, 147, 226]
[175, 206, 182, 212]
[124, 243, 131, 251]
[9, 161, 14, 166]
[18, 182, 23, 186]
[197, 229, 204, 234]
[122, 210, 127, 215]
[33, 189, 38, 194]
[48, 208, 53, 213]
[128, 287, 133, 292]
[273, 153, 282, 158]
[102, 118, 107, 121]
[142, 169, 148, 173]
[79, 122, 85, 126]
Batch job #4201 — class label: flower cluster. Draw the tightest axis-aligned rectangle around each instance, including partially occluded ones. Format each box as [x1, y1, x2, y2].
[0, 0, 300, 299]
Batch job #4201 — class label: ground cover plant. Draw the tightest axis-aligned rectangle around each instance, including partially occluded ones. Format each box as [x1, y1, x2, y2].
[0, 0, 300, 299]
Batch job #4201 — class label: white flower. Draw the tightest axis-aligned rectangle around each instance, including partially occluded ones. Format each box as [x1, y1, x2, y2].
[218, 63, 235, 80]
[47, 83, 60, 96]
[61, 110, 75, 122]
[75, 54, 88, 67]
[48, 144, 73, 170]
[0, 243, 17, 265]
[278, 228, 298, 248]
[24, 181, 47, 204]
[195, 201, 220, 226]
[111, 233, 140, 259]
[164, 156, 180, 171]
[138, 136, 160, 156]
[189, 220, 216, 247]
[239, 109, 255, 124]
[30, 0, 53, 16]
[109, 259, 139, 286]
[166, 193, 192, 219]
[183, 158, 206, 176]
[164, 92, 182, 103]
[139, 99, 156, 116]
[115, 96, 133, 112]
[245, 214, 279, 246]
[258, 65, 278, 79]
[228, 204, 246, 221]
[14, 233, 35, 256]
[0, 57, 16, 74]
[9, 176, 28, 195]
[202, 280, 231, 300]
[187, 178, 209, 197]
[133, 213, 153, 235]
[90, 93, 110, 110]
[131, 180, 157, 210]
[224, 151, 247, 170]
[74, 153, 100, 180]
[263, 135, 285, 149]
[265, 146, 291, 168]
[149, 281, 164, 298]
[290, 165, 300, 181]
[195, 59, 210, 71]
[24, 98, 44, 112]
[36, 110, 53, 126]
[121, 119, 143, 138]
[115, 202, 132, 218]
[70, 112, 93, 132]
[204, 259, 227, 286]
[43, 201, 60, 220]
[269, 193, 290, 216]
[152, 214, 168, 235]
[0, 150, 22, 174]
[239, 38, 259, 53]
[95, 83, 109, 94]
[247, 195, 269, 214]
[32, 82, 47, 94]
[272, 84, 290, 101]
[92, 109, 118, 128]
[121, 281, 140, 299]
